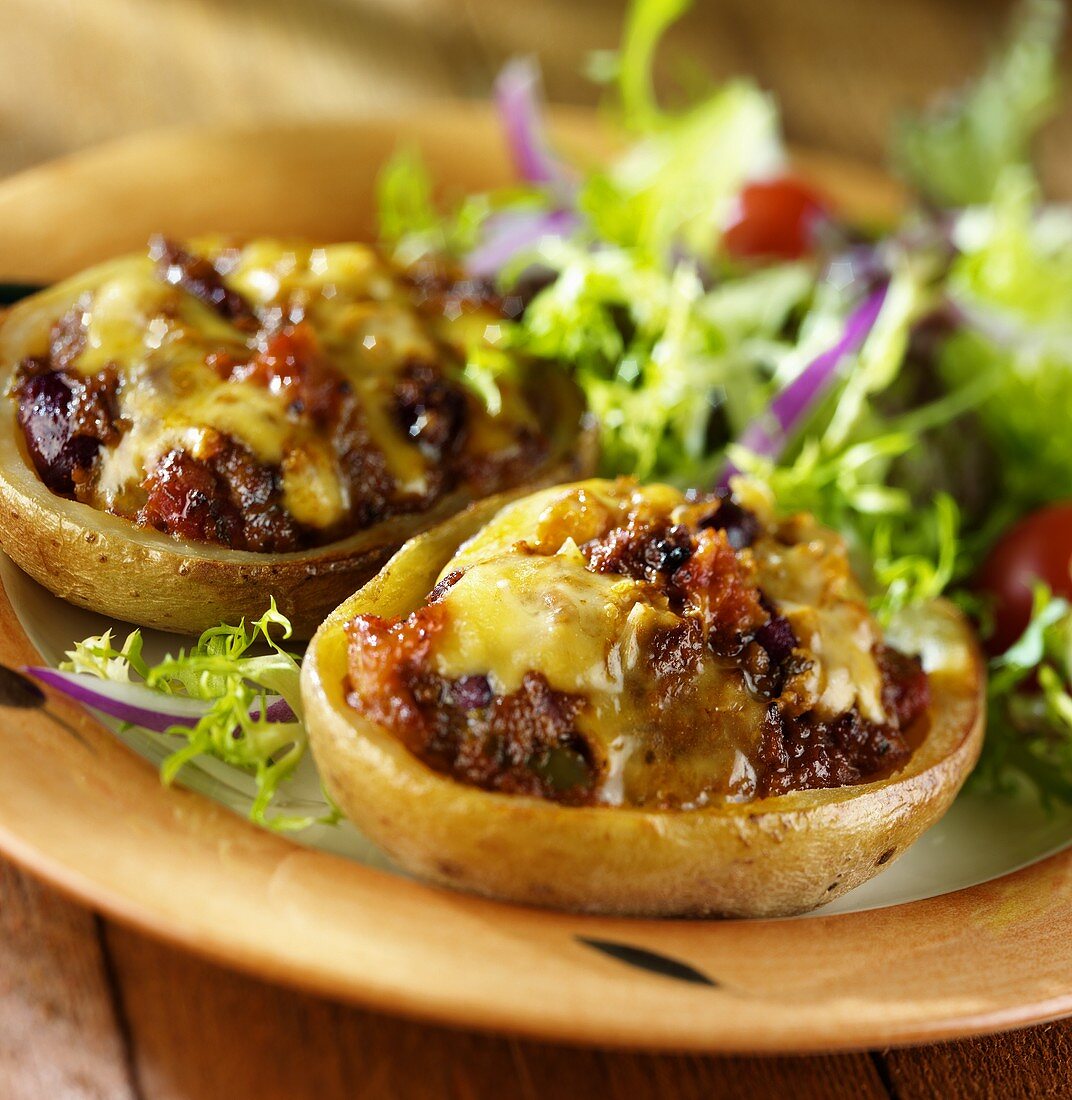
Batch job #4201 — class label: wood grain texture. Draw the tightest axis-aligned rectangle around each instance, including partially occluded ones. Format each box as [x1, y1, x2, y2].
[104, 921, 892, 1100]
[885, 1025, 1072, 1100]
[5, 887, 1071, 1100]
[0, 0, 1067, 196]
[0, 862, 135, 1100]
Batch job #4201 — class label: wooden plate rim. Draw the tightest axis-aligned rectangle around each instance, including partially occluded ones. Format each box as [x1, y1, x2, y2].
[0, 111, 1069, 1053]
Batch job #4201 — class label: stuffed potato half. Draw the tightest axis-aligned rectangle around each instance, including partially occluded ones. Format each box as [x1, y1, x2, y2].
[302, 481, 985, 918]
[0, 243, 594, 636]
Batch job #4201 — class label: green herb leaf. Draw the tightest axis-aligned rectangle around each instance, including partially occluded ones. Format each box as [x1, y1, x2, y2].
[941, 169, 1072, 514]
[376, 146, 439, 246]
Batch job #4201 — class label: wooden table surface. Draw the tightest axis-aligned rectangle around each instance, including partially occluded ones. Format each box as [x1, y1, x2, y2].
[2, 1, 1071, 1096]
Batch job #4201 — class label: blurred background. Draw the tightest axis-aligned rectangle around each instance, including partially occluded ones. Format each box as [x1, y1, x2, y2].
[0, 0, 1068, 192]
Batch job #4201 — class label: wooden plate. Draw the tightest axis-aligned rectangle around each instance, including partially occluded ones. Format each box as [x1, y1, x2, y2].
[0, 107, 1070, 1052]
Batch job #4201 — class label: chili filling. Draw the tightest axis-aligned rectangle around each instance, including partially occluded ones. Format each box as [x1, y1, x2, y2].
[343, 479, 931, 808]
[9, 238, 552, 552]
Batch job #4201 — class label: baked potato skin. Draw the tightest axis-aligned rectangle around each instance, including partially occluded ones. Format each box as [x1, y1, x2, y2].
[0, 272, 596, 637]
[302, 495, 985, 918]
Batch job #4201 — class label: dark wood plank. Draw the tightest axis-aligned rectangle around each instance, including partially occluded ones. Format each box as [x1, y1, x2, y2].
[0, 861, 136, 1100]
[101, 920, 888, 1100]
[881, 1023, 1072, 1099]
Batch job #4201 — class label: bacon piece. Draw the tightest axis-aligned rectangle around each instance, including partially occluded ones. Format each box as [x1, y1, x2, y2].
[585, 518, 693, 581]
[212, 442, 301, 552]
[138, 449, 243, 547]
[756, 704, 911, 798]
[755, 645, 926, 797]
[583, 511, 767, 657]
[235, 323, 349, 424]
[137, 441, 301, 552]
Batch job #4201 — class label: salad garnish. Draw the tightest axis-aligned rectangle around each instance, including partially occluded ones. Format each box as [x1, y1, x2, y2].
[32, 601, 332, 830]
[893, 0, 1064, 206]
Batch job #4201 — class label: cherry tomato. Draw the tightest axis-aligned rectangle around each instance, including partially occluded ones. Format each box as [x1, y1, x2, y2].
[976, 503, 1072, 654]
[722, 176, 830, 261]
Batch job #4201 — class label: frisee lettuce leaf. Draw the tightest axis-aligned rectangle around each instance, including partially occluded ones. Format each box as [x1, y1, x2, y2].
[614, 0, 691, 130]
[976, 585, 1072, 804]
[376, 145, 439, 247]
[511, 237, 812, 481]
[941, 168, 1072, 513]
[727, 262, 985, 621]
[62, 601, 332, 832]
[582, 79, 783, 258]
[894, 0, 1063, 205]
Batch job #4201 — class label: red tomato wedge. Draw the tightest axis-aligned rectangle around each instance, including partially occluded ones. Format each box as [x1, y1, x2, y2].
[976, 503, 1072, 654]
[722, 176, 829, 261]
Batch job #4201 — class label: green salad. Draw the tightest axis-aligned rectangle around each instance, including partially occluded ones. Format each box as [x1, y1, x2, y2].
[49, 0, 1072, 824]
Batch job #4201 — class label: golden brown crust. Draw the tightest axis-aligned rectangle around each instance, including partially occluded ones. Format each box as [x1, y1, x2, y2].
[301, 494, 985, 917]
[0, 270, 597, 637]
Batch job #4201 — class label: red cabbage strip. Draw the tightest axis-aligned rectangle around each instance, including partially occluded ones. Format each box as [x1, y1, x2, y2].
[259, 697, 297, 723]
[27, 667, 295, 732]
[718, 285, 889, 487]
[494, 57, 573, 188]
[466, 207, 579, 278]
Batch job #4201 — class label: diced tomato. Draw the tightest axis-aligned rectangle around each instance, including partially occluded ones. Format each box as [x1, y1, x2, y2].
[722, 176, 829, 261]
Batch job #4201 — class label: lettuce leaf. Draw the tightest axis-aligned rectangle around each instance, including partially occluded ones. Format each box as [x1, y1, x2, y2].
[614, 0, 692, 130]
[941, 169, 1072, 511]
[513, 238, 812, 480]
[976, 585, 1072, 803]
[62, 602, 330, 831]
[376, 145, 439, 247]
[894, 0, 1063, 205]
[583, 80, 783, 258]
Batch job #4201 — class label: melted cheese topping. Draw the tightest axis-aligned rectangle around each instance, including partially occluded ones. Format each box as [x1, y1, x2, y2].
[433, 549, 667, 696]
[755, 531, 885, 723]
[34, 239, 540, 534]
[428, 478, 891, 807]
